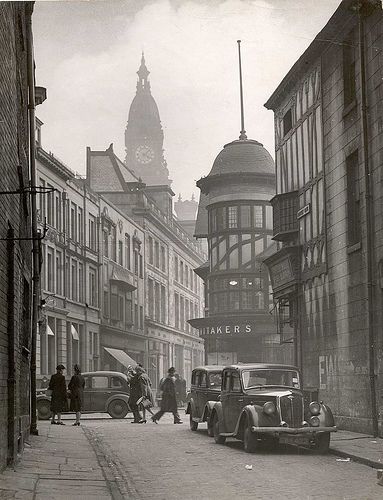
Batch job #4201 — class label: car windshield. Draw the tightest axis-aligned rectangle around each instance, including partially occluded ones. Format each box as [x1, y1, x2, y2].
[242, 369, 300, 389]
[208, 372, 222, 390]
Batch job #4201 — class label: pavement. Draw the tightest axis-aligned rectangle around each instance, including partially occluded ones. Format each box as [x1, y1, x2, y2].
[0, 417, 382, 499]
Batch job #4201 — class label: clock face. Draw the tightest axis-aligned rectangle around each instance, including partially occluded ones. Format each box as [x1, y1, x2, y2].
[135, 145, 155, 164]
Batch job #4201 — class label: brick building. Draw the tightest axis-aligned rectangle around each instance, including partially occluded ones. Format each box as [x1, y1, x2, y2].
[0, 2, 34, 469]
[264, 0, 383, 435]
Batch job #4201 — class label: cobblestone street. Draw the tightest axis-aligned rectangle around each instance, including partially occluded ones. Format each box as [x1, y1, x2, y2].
[82, 415, 381, 500]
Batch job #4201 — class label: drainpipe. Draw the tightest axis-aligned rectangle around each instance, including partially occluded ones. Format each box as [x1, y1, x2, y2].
[358, 11, 378, 437]
[7, 226, 15, 463]
[26, 2, 39, 436]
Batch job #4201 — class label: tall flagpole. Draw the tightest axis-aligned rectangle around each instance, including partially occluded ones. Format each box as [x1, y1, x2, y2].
[237, 40, 247, 140]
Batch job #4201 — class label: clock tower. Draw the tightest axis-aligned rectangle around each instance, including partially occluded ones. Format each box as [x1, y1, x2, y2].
[125, 53, 171, 186]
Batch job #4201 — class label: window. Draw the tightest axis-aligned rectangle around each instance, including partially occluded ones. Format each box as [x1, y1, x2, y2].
[65, 256, 70, 297]
[343, 31, 356, 107]
[155, 282, 160, 321]
[174, 255, 179, 281]
[119, 295, 124, 321]
[125, 234, 131, 269]
[180, 296, 184, 331]
[88, 215, 96, 251]
[71, 259, 78, 301]
[77, 207, 83, 244]
[346, 150, 360, 246]
[70, 203, 77, 240]
[118, 241, 123, 265]
[254, 206, 263, 227]
[103, 231, 109, 257]
[134, 303, 138, 326]
[148, 278, 154, 318]
[175, 293, 179, 329]
[231, 372, 241, 392]
[103, 291, 110, 318]
[47, 184, 54, 226]
[283, 108, 293, 136]
[89, 267, 97, 306]
[111, 376, 123, 388]
[139, 306, 143, 329]
[155, 241, 160, 268]
[91, 376, 108, 389]
[161, 246, 166, 272]
[180, 261, 184, 284]
[55, 193, 61, 231]
[134, 250, 139, 275]
[55, 251, 62, 295]
[190, 268, 193, 291]
[223, 371, 231, 391]
[126, 294, 132, 324]
[111, 226, 117, 261]
[47, 248, 54, 292]
[228, 206, 238, 228]
[39, 179, 46, 221]
[240, 206, 251, 228]
[185, 264, 189, 288]
[139, 254, 143, 278]
[160, 285, 166, 323]
[148, 236, 154, 265]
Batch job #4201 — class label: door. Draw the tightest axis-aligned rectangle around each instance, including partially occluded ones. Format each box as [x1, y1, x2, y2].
[223, 371, 244, 433]
[196, 371, 208, 417]
[89, 375, 111, 412]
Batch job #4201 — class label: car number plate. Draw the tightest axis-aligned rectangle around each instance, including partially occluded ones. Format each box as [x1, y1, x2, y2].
[279, 435, 310, 446]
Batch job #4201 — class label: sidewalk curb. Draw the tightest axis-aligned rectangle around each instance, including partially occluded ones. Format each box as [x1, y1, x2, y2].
[329, 447, 382, 470]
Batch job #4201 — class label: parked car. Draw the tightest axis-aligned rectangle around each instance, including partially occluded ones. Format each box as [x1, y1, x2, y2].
[37, 371, 131, 420]
[185, 365, 224, 435]
[208, 363, 336, 453]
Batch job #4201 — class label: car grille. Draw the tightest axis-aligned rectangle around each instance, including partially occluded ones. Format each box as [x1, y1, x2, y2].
[279, 394, 304, 428]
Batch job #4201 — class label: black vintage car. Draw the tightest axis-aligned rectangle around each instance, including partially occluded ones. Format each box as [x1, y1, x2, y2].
[208, 363, 336, 453]
[185, 365, 223, 435]
[37, 371, 131, 420]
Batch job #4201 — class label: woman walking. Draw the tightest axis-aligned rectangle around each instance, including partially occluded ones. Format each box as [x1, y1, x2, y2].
[48, 364, 67, 425]
[68, 364, 85, 426]
[136, 366, 155, 423]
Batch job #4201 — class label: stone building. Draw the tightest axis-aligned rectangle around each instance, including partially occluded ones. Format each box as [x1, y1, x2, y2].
[0, 2, 34, 469]
[36, 120, 101, 381]
[191, 132, 293, 365]
[264, 0, 383, 435]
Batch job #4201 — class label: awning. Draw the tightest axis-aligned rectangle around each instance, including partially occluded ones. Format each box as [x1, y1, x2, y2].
[47, 325, 55, 336]
[104, 347, 137, 369]
[71, 325, 79, 340]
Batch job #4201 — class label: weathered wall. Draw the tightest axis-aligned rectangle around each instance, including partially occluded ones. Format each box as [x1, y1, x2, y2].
[0, 2, 33, 469]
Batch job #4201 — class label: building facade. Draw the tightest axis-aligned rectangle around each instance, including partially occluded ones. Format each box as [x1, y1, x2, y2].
[191, 133, 293, 365]
[36, 121, 101, 382]
[0, 2, 35, 469]
[264, 0, 383, 435]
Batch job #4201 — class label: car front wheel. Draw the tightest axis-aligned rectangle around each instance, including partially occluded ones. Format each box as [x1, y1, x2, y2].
[37, 400, 51, 420]
[189, 411, 198, 431]
[312, 432, 330, 454]
[207, 415, 214, 437]
[212, 414, 226, 444]
[244, 426, 259, 453]
[108, 399, 129, 419]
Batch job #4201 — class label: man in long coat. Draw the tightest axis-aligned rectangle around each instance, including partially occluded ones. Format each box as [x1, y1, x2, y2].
[128, 369, 143, 423]
[151, 367, 182, 424]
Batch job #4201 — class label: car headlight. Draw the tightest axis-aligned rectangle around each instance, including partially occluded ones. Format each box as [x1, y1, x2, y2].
[309, 401, 321, 415]
[310, 416, 320, 427]
[263, 401, 276, 415]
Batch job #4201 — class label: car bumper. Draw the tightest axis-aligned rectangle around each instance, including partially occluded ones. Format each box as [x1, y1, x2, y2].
[250, 426, 337, 434]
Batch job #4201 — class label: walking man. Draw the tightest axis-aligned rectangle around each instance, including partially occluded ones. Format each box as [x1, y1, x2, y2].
[151, 367, 183, 424]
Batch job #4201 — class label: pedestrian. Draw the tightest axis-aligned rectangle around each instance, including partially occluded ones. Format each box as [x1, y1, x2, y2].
[68, 364, 85, 426]
[128, 367, 144, 423]
[151, 367, 183, 424]
[136, 366, 155, 422]
[174, 373, 187, 407]
[48, 364, 67, 425]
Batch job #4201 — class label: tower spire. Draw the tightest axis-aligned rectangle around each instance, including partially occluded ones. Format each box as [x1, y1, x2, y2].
[237, 40, 247, 140]
[136, 52, 150, 92]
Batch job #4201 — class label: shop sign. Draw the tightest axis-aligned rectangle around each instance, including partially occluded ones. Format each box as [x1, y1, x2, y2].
[200, 323, 253, 336]
[270, 257, 293, 288]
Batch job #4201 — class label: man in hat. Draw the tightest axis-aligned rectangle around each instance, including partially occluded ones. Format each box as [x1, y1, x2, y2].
[151, 367, 182, 424]
[48, 364, 67, 425]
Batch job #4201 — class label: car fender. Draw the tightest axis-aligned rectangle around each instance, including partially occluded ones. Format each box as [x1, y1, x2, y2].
[105, 393, 131, 411]
[233, 405, 262, 439]
[318, 403, 335, 427]
[210, 402, 224, 432]
[37, 395, 51, 403]
[185, 398, 196, 416]
[201, 401, 216, 422]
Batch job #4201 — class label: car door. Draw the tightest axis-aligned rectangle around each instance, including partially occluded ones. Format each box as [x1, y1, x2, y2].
[196, 371, 208, 417]
[89, 375, 111, 412]
[82, 375, 92, 410]
[223, 370, 244, 433]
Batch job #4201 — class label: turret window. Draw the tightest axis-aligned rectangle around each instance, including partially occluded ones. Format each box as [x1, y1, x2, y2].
[228, 206, 238, 228]
[209, 203, 268, 232]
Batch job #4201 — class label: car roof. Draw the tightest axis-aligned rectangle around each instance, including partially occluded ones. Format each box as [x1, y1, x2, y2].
[223, 363, 299, 371]
[192, 365, 225, 372]
[82, 371, 128, 378]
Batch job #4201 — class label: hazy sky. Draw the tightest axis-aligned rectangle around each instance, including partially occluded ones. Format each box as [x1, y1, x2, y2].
[33, 0, 340, 199]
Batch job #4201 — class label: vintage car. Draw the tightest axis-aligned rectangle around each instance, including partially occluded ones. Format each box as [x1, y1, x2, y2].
[208, 363, 336, 453]
[37, 371, 131, 420]
[185, 365, 224, 434]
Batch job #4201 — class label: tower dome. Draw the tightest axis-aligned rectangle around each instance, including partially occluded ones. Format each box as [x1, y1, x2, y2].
[209, 138, 274, 177]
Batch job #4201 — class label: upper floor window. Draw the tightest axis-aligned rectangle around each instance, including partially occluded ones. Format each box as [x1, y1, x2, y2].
[88, 214, 96, 251]
[346, 150, 360, 247]
[343, 31, 356, 108]
[125, 234, 131, 270]
[228, 206, 238, 228]
[283, 108, 293, 136]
